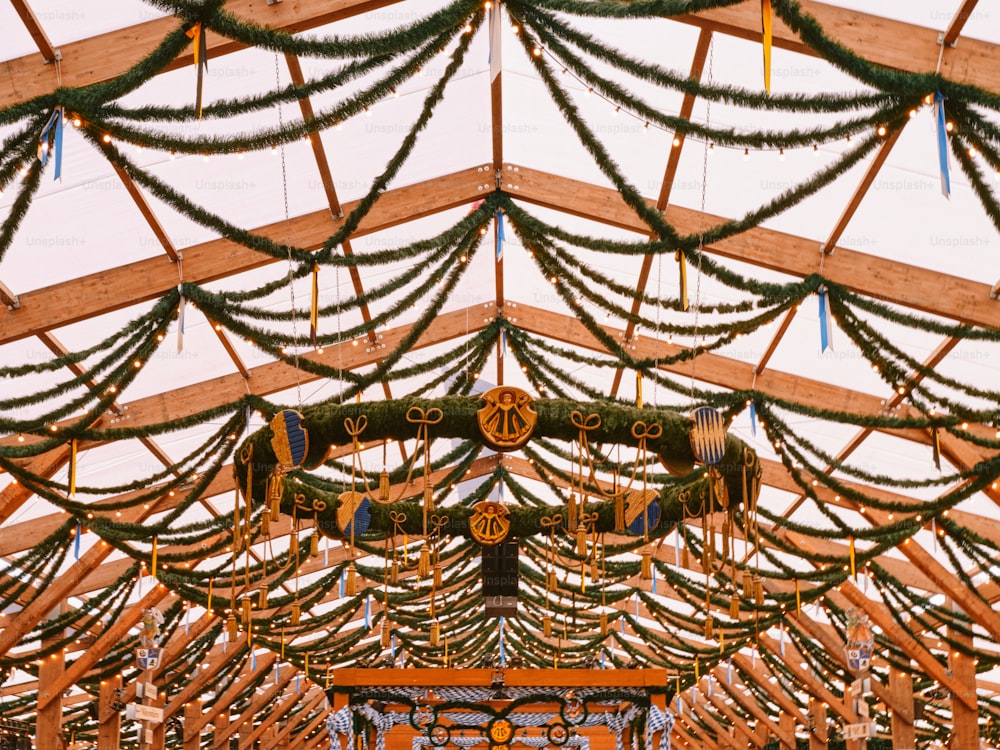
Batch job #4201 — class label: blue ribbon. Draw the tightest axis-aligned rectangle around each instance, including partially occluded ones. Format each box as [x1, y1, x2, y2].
[74, 522, 81, 560]
[651, 564, 657, 594]
[390, 634, 396, 659]
[934, 91, 951, 199]
[500, 328, 507, 358]
[38, 107, 65, 180]
[499, 616, 507, 667]
[364, 595, 371, 629]
[818, 286, 831, 352]
[749, 400, 758, 436]
[339, 569, 345, 598]
[600, 651, 605, 670]
[251, 648, 257, 671]
[495, 211, 505, 261]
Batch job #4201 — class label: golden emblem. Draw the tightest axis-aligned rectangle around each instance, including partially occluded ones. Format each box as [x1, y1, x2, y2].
[477, 386, 537, 450]
[488, 719, 514, 745]
[469, 501, 511, 545]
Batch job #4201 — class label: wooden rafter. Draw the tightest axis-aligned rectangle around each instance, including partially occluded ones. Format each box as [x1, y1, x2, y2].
[0, 167, 485, 346]
[9, 0, 58, 63]
[941, 0, 981, 47]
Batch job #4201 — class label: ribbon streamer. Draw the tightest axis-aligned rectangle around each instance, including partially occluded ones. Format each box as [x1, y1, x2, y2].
[635, 371, 643, 409]
[933, 91, 951, 199]
[495, 210, 505, 261]
[849, 536, 856, 580]
[177, 284, 186, 353]
[677, 251, 688, 311]
[37, 106, 65, 180]
[364, 594, 371, 629]
[310, 262, 319, 347]
[69, 438, 78, 498]
[489, 1, 502, 81]
[749, 400, 758, 436]
[499, 616, 507, 666]
[931, 427, 942, 470]
[761, 0, 773, 94]
[185, 22, 209, 118]
[500, 328, 507, 358]
[208, 577, 214, 613]
[151, 536, 158, 578]
[74, 522, 82, 560]
[818, 286, 833, 352]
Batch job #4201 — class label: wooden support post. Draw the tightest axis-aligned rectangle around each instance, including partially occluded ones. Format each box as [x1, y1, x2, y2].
[184, 701, 202, 750]
[213, 710, 230, 750]
[98, 675, 123, 750]
[948, 619, 979, 750]
[887, 669, 915, 750]
[808, 699, 827, 750]
[779, 713, 796, 750]
[37, 619, 67, 749]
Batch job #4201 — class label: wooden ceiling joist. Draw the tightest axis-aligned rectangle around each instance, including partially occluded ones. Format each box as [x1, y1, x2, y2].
[3, 0, 1000, 114]
[0, 167, 486, 346]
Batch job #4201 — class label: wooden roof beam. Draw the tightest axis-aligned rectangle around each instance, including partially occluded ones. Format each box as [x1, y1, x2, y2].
[0, 167, 486, 346]
[678, 1, 1000, 95]
[510, 165, 1000, 330]
[10, 0, 58, 63]
[941, 0, 981, 47]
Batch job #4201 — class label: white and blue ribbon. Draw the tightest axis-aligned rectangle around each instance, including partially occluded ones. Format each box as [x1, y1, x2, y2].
[295, 674, 300, 694]
[177, 283, 186, 353]
[749, 400, 758, 436]
[339, 568, 345, 598]
[495, 211, 505, 261]
[499, 616, 507, 667]
[488, 1, 502, 82]
[500, 328, 507, 358]
[818, 286, 833, 352]
[600, 651, 605, 670]
[390, 634, 396, 659]
[726, 658, 732, 685]
[364, 594, 371, 629]
[38, 106, 65, 180]
[74, 522, 82, 560]
[707, 675, 713, 698]
[251, 648, 257, 671]
[778, 626, 785, 657]
[651, 565, 657, 594]
[933, 91, 951, 199]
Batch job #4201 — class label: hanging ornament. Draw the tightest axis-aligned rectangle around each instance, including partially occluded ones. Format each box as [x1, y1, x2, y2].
[290, 602, 301, 626]
[270, 410, 310, 471]
[543, 615, 552, 637]
[640, 551, 652, 580]
[258, 582, 269, 609]
[430, 620, 440, 646]
[477, 386, 537, 450]
[469, 501, 511, 545]
[346, 563, 357, 596]
[226, 612, 238, 642]
[761, 0, 773, 94]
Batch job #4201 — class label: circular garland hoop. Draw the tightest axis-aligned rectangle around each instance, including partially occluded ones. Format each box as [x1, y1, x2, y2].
[234, 394, 761, 541]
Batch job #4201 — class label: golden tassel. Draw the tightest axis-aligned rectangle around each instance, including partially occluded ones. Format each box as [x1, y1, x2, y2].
[704, 613, 714, 639]
[289, 533, 299, 561]
[576, 524, 587, 557]
[614, 494, 625, 532]
[310, 531, 319, 558]
[270, 493, 281, 523]
[547, 569, 558, 591]
[346, 563, 357, 596]
[379, 470, 391, 503]
[730, 592, 740, 619]
[568, 492, 578, 531]
[682, 543, 690, 568]
[543, 615, 552, 637]
[258, 582, 269, 609]
[641, 551, 652, 580]
[226, 613, 238, 642]
[743, 570, 753, 599]
[290, 602, 301, 626]
[241, 597, 252, 627]
[260, 511, 270, 537]
[754, 575, 764, 606]
[590, 559, 599, 581]
[391, 560, 399, 585]
[381, 619, 392, 648]
[677, 251, 689, 311]
[430, 620, 440, 646]
[418, 547, 430, 578]
[433, 563, 442, 589]
[423, 485, 434, 513]
[600, 612, 608, 636]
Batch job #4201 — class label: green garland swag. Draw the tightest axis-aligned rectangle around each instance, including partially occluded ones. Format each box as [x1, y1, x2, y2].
[234, 395, 760, 542]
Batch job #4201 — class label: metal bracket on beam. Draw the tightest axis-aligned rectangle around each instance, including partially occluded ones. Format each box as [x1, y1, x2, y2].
[819, 242, 833, 255]
[936, 32, 957, 49]
[495, 169, 502, 191]
[43, 49, 62, 64]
